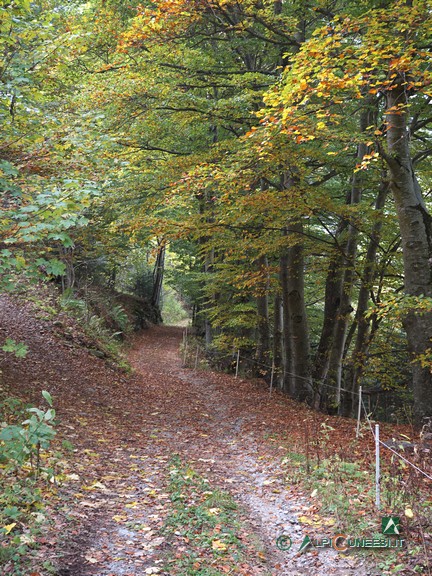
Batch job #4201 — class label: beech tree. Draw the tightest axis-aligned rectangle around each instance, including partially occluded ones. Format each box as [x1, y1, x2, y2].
[262, 0, 432, 423]
[29, 0, 431, 425]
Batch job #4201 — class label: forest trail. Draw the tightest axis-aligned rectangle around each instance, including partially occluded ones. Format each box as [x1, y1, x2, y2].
[0, 297, 376, 575]
[56, 326, 372, 576]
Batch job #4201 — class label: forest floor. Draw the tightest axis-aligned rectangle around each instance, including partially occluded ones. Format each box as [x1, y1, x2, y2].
[0, 294, 429, 576]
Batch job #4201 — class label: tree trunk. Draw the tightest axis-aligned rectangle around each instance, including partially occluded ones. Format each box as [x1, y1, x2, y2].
[385, 82, 432, 426]
[256, 255, 270, 367]
[280, 250, 291, 394]
[273, 292, 283, 389]
[286, 224, 312, 401]
[151, 241, 165, 313]
[342, 176, 389, 416]
[312, 244, 345, 409]
[204, 246, 215, 347]
[325, 113, 370, 411]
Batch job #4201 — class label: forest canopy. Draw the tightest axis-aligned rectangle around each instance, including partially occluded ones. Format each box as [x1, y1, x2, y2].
[1, 0, 432, 425]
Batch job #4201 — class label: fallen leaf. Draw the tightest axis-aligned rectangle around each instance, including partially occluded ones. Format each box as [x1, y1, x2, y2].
[405, 508, 414, 518]
[298, 515, 313, 524]
[212, 539, 227, 551]
[83, 481, 107, 491]
[66, 473, 80, 481]
[3, 523, 16, 534]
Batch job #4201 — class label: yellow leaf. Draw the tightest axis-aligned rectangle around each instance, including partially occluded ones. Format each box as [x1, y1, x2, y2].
[405, 508, 414, 518]
[212, 539, 227, 551]
[3, 523, 16, 534]
[323, 518, 335, 526]
[82, 481, 107, 491]
[65, 473, 80, 481]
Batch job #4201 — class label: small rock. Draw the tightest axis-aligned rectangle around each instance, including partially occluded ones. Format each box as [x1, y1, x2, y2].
[89, 349, 105, 359]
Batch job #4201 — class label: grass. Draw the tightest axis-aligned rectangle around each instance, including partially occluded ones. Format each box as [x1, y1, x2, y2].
[279, 430, 432, 576]
[162, 457, 251, 575]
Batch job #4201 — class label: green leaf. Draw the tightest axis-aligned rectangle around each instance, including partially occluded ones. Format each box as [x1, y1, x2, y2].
[1, 338, 28, 358]
[42, 391, 53, 407]
[44, 260, 66, 277]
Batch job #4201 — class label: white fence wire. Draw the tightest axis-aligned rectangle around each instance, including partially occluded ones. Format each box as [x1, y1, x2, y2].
[182, 333, 432, 495]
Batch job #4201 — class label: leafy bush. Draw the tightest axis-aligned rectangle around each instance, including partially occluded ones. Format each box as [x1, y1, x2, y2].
[161, 285, 189, 325]
[0, 392, 57, 573]
[0, 391, 56, 474]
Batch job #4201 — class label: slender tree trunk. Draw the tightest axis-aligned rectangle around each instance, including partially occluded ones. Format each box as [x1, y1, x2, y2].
[325, 113, 370, 411]
[312, 244, 345, 409]
[151, 241, 165, 314]
[256, 255, 270, 366]
[286, 222, 312, 401]
[385, 83, 432, 426]
[61, 247, 75, 291]
[273, 292, 283, 389]
[280, 250, 291, 394]
[204, 247, 214, 347]
[342, 176, 389, 415]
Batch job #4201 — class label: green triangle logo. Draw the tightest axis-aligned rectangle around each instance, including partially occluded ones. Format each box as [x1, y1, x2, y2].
[382, 517, 400, 535]
[299, 535, 312, 553]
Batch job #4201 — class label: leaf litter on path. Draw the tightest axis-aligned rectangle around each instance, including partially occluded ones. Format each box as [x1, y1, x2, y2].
[0, 299, 389, 574]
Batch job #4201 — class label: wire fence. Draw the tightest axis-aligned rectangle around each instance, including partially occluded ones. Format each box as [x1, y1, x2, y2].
[181, 331, 432, 501]
[361, 397, 432, 483]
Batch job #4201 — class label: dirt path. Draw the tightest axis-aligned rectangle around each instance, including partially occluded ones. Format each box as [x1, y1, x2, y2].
[0, 299, 377, 575]
[54, 326, 373, 576]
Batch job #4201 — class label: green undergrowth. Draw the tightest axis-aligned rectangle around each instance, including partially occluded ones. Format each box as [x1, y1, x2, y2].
[279, 429, 432, 575]
[162, 457, 250, 575]
[161, 285, 190, 325]
[58, 290, 131, 368]
[180, 336, 210, 371]
[0, 392, 58, 575]
[20, 282, 132, 370]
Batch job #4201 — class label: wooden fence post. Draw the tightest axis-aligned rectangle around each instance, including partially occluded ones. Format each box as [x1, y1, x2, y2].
[270, 361, 275, 396]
